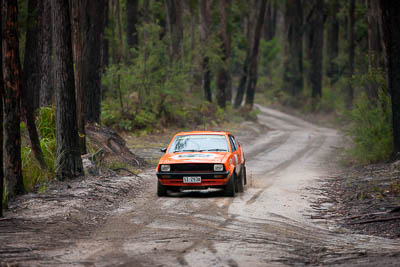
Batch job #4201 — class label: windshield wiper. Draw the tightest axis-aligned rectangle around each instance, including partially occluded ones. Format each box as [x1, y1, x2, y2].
[205, 149, 227, 152]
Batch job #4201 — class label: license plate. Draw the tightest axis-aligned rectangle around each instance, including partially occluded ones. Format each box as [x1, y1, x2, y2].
[183, 176, 201, 183]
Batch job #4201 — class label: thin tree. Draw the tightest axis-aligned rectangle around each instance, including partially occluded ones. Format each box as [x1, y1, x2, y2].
[3, 0, 25, 196]
[22, 0, 48, 169]
[366, 0, 382, 102]
[307, 0, 324, 110]
[39, 0, 53, 107]
[165, 0, 184, 60]
[71, 0, 87, 154]
[347, 0, 355, 108]
[263, 0, 277, 41]
[379, 0, 400, 159]
[216, 0, 231, 108]
[326, 0, 340, 86]
[282, 0, 303, 99]
[51, 0, 84, 179]
[234, 0, 267, 109]
[126, 0, 139, 61]
[0, 0, 4, 217]
[199, 0, 212, 102]
[244, 0, 267, 109]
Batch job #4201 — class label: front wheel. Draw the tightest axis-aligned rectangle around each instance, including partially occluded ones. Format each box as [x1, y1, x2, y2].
[224, 174, 236, 197]
[157, 180, 167, 197]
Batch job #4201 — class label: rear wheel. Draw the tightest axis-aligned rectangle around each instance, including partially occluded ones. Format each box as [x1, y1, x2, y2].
[224, 174, 236, 197]
[157, 180, 167, 197]
[237, 167, 245, 193]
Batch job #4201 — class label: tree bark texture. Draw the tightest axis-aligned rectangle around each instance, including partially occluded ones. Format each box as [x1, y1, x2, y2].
[216, 0, 231, 107]
[379, 0, 400, 158]
[199, 0, 212, 102]
[282, 0, 303, 98]
[51, 0, 84, 179]
[347, 0, 355, 108]
[307, 0, 324, 109]
[23, 0, 40, 110]
[126, 0, 138, 60]
[0, 0, 4, 216]
[83, 0, 106, 124]
[71, 0, 87, 154]
[165, 0, 184, 60]
[244, 0, 267, 108]
[3, 0, 25, 196]
[39, 0, 53, 107]
[22, 0, 48, 169]
[326, 0, 339, 85]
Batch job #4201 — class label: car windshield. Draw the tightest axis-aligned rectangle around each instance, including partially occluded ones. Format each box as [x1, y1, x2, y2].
[169, 135, 229, 153]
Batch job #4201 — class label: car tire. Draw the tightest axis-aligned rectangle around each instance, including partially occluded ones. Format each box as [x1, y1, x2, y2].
[157, 180, 167, 197]
[224, 174, 236, 197]
[243, 165, 247, 185]
[237, 167, 245, 193]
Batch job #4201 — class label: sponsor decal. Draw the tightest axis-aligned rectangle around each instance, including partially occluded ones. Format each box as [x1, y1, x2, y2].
[170, 153, 217, 160]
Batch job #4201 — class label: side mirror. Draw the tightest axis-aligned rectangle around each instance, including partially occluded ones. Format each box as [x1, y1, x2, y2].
[160, 148, 167, 153]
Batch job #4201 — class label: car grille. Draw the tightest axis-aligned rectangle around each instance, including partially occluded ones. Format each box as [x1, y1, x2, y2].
[170, 163, 214, 172]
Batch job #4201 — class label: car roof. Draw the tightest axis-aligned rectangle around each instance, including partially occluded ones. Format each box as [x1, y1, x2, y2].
[174, 131, 232, 136]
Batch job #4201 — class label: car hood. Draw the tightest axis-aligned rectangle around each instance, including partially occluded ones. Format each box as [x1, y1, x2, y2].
[160, 152, 229, 164]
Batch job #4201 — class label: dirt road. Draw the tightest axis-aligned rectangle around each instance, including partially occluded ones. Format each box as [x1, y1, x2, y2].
[3, 106, 400, 266]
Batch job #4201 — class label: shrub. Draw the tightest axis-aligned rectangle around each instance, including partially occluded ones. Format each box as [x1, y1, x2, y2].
[347, 70, 392, 163]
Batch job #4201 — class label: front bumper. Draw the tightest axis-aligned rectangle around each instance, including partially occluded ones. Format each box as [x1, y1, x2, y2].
[157, 171, 231, 187]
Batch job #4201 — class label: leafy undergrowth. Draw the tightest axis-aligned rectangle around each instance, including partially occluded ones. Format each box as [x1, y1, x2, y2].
[21, 107, 57, 193]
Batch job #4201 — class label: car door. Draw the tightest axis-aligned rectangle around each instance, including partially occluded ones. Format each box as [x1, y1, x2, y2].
[228, 135, 241, 176]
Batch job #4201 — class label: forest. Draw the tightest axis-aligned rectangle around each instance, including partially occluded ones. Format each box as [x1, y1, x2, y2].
[1, 0, 400, 218]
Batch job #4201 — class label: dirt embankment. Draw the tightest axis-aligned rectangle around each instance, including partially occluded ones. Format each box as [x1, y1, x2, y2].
[312, 161, 400, 239]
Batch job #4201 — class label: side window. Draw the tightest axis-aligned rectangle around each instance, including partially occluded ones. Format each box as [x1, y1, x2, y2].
[229, 135, 237, 152]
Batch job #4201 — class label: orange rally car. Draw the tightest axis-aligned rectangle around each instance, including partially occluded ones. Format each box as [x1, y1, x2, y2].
[156, 131, 246, 197]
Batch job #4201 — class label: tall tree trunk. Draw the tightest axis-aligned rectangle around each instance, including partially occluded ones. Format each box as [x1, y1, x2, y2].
[103, 1, 109, 69]
[24, 0, 40, 111]
[71, 0, 86, 154]
[244, 0, 268, 108]
[39, 0, 53, 107]
[366, 0, 382, 102]
[326, 0, 339, 86]
[199, 0, 212, 102]
[84, 0, 106, 124]
[126, 0, 138, 61]
[51, 0, 83, 180]
[308, 0, 324, 110]
[367, 0, 382, 69]
[263, 0, 277, 41]
[379, 0, 400, 159]
[22, 0, 48, 169]
[216, 0, 231, 108]
[165, 0, 184, 60]
[3, 0, 25, 196]
[0, 0, 4, 217]
[115, 0, 124, 114]
[347, 0, 355, 108]
[282, 0, 303, 100]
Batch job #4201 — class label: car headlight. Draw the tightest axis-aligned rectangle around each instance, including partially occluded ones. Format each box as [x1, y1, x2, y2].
[160, 164, 171, 172]
[214, 164, 224, 172]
